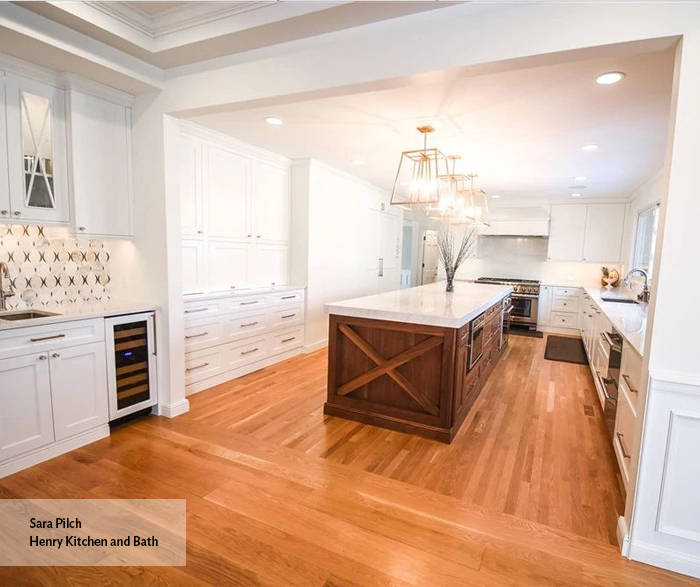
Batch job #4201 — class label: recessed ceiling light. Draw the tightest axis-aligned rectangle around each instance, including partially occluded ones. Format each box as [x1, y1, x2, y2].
[596, 71, 626, 85]
[581, 144, 599, 151]
[264, 116, 283, 125]
[571, 193, 582, 198]
[574, 176, 587, 181]
[491, 194, 500, 199]
[351, 158, 365, 166]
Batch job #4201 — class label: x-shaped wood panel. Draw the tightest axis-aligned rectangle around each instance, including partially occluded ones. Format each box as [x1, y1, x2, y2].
[337, 324, 441, 416]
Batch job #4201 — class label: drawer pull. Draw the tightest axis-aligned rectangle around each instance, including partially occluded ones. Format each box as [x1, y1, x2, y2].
[185, 332, 209, 339]
[281, 313, 296, 319]
[240, 348, 259, 355]
[281, 295, 296, 300]
[186, 362, 210, 372]
[240, 321, 259, 328]
[240, 301, 258, 306]
[30, 333, 66, 343]
[282, 337, 296, 343]
[616, 432, 632, 459]
[185, 307, 209, 314]
[622, 374, 638, 394]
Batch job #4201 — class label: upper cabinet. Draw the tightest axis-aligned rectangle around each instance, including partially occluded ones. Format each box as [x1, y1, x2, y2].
[67, 88, 134, 237]
[179, 126, 292, 292]
[548, 204, 587, 261]
[0, 64, 135, 236]
[4, 72, 69, 224]
[548, 203, 625, 262]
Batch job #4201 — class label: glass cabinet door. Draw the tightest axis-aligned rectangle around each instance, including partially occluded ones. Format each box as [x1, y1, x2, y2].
[6, 73, 68, 223]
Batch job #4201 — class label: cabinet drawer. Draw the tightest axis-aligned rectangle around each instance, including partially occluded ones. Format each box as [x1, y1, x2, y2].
[0, 318, 104, 360]
[552, 286, 579, 299]
[184, 300, 223, 321]
[268, 327, 303, 355]
[223, 310, 268, 342]
[614, 392, 636, 489]
[552, 296, 580, 313]
[271, 290, 304, 305]
[224, 295, 267, 312]
[269, 304, 303, 329]
[185, 347, 223, 385]
[550, 312, 577, 329]
[224, 336, 267, 371]
[184, 315, 225, 352]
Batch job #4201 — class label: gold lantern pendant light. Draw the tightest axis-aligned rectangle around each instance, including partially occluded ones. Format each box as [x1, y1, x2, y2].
[430, 155, 469, 221]
[453, 173, 490, 226]
[390, 125, 449, 207]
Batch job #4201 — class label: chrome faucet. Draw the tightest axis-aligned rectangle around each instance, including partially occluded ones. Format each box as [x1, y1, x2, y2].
[0, 261, 14, 311]
[624, 268, 651, 304]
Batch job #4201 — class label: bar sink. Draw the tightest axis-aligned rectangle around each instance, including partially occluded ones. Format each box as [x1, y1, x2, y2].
[0, 310, 60, 321]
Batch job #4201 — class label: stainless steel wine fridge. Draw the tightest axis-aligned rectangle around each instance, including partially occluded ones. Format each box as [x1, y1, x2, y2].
[105, 312, 158, 421]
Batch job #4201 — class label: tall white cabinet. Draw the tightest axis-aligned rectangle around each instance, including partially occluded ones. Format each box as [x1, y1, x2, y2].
[180, 124, 291, 294]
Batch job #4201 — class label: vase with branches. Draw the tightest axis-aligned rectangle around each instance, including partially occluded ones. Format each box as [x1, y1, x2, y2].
[436, 223, 479, 292]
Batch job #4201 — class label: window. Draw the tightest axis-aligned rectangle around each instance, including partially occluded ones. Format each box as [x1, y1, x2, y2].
[632, 202, 660, 279]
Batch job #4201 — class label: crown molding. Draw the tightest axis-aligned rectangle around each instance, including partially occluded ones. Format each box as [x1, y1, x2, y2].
[61, 73, 135, 107]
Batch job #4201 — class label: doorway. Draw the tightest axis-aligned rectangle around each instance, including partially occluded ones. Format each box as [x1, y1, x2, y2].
[421, 229, 439, 284]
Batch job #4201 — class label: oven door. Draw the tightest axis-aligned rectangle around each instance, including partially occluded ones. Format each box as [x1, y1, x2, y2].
[511, 295, 539, 325]
[469, 315, 485, 369]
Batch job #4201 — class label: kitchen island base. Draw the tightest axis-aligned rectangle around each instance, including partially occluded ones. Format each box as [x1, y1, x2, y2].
[325, 298, 506, 443]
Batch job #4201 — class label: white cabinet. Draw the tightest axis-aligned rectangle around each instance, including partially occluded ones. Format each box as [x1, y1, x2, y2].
[5, 72, 69, 224]
[208, 240, 251, 291]
[0, 75, 9, 219]
[582, 203, 625, 262]
[0, 352, 54, 461]
[206, 145, 251, 241]
[254, 244, 289, 287]
[363, 207, 401, 294]
[548, 203, 625, 263]
[180, 135, 203, 237]
[68, 89, 133, 237]
[547, 204, 586, 261]
[252, 161, 290, 243]
[182, 238, 206, 294]
[49, 341, 108, 441]
[537, 285, 552, 326]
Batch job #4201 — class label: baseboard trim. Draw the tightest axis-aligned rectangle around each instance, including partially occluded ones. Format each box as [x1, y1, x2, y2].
[303, 339, 327, 353]
[629, 540, 700, 579]
[617, 515, 631, 557]
[537, 325, 582, 336]
[0, 425, 110, 479]
[157, 399, 190, 418]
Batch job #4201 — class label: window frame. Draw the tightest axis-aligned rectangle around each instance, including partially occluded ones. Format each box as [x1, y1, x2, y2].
[632, 201, 661, 280]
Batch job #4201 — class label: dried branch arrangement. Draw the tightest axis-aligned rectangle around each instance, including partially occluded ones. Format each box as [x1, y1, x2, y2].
[436, 224, 479, 292]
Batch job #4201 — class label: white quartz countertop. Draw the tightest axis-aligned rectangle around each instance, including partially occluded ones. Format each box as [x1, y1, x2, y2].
[183, 284, 305, 303]
[0, 301, 158, 332]
[584, 287, 647, 357]
[326, 281, 512, 328]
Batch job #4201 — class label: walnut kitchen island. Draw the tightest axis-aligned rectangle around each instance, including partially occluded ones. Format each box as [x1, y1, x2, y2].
[325, 281, 512, 442]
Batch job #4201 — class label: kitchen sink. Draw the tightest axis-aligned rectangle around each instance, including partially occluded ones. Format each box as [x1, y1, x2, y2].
[600, 296, 638, 305]
[0, 310, 60, 321]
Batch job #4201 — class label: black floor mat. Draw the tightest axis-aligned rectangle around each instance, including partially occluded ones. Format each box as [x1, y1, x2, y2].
[544, 335, 588, 365]
[510, 325, 544, 338]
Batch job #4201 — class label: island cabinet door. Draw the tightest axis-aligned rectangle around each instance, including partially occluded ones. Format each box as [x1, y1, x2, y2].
[452, 341, 469, 424]
[325, 315, 456, 439]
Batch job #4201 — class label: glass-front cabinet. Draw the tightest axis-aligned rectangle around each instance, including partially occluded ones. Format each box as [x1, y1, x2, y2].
[4, 72, 68, 223]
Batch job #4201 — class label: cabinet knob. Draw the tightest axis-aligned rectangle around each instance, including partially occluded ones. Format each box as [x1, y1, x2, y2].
[197, 230, 203, 234]
[78, 226, 86, 232]
[256, 235, 261, 238]
[0, 210, 7, 216]
[38, 355, 47, 360]
[13, 211, 21, 217]
[247, 234, 252, 238]
[52, 352, 60, 358]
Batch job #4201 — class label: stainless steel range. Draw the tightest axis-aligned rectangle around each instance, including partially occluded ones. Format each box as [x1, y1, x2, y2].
[476, 277, 541, 330]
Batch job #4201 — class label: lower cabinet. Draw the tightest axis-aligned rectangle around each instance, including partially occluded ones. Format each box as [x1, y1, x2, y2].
[538, 286, 581, 332]
[49, 341, 109, 441]
[0, 352, 54, 461]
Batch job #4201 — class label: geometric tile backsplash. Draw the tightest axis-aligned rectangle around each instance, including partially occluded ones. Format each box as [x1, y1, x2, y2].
[0, 225, 111, 310]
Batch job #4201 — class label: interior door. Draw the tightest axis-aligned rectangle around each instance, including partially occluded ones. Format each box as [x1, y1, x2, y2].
[206, 145, 250, 240]
[0, 352, 54, 460]
[421, 230, 439, 284]
[49, 341, 109, 441]
[5, 72, 69, 223]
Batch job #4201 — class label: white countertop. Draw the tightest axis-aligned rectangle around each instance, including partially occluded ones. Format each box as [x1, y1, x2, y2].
[183, 284, 305, 303]
[326, 281, 512, 328]
[0, 301, 158, 332]
[584, 287, 647, 357]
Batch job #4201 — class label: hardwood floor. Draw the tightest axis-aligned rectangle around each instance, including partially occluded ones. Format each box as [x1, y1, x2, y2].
[1, 335, 697, 586]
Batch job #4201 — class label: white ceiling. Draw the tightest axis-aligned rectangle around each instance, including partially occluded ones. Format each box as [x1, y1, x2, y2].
[187, 43, 675, 203]
[125, 2, 190, 17]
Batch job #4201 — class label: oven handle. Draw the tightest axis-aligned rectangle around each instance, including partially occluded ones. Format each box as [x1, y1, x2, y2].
[512, 294, 539, 299]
